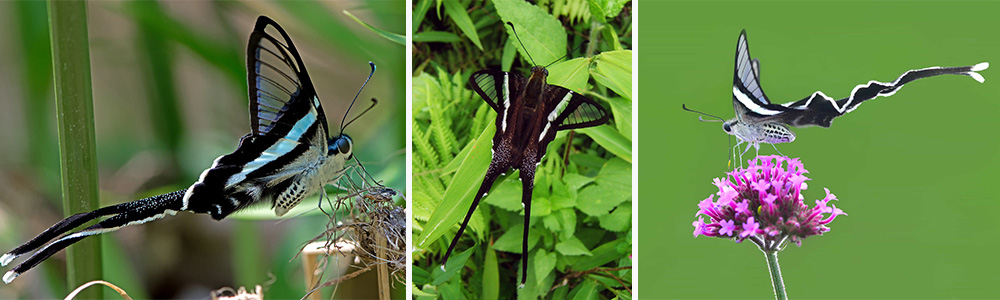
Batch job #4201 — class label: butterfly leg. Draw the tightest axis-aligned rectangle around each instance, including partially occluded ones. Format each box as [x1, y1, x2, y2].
[3, 190, 185, 283]
[440, 160, 505, 271]
[768, 143, 784, 156]
[732, 141, 744, 168]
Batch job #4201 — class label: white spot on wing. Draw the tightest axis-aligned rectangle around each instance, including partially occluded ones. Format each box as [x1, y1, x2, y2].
[502, 73, 510, 132]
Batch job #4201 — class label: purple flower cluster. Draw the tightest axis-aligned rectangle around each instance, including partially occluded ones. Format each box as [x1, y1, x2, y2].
[692, 155, 846, 249]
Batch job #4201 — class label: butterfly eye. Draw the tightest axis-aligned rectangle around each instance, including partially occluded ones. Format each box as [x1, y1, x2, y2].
[337, 137, 352, 158]
[723, 123, 732, 132]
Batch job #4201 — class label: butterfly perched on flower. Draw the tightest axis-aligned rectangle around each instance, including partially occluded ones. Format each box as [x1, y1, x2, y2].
[684, 30, 988, 161]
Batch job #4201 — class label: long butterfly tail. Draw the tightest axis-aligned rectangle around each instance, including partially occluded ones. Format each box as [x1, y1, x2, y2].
[2, 189, 186, 284]
[783, 62, 989, 127]
[517, 163, 537, 288]
[440, 165, 503, 271]
[837, 62, 989, 113]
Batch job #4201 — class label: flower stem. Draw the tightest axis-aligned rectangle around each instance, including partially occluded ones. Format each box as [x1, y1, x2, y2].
[764, 250, 787, 300]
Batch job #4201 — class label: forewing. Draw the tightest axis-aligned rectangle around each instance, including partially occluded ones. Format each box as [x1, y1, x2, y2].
[247, 16, 329, 139]
[732, 30, 789, 124]
[470, 70, 525, 113]
[547, 86, 610, 131]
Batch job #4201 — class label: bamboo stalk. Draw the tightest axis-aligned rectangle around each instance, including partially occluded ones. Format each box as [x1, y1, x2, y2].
[48, 1, 103, 298]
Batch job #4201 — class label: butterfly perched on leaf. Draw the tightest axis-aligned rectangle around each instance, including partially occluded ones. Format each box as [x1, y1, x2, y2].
[684, 30, 988, 161]
[1, 16, 377, 283]
[437, 22, 611, 287]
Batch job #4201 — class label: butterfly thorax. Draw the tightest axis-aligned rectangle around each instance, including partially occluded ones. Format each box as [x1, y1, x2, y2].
[725, 119, 796, 145]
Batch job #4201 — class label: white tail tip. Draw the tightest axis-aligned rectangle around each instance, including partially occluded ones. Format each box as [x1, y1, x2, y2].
[970, 72, 986, 83]
[3, 271, 16, 284]
[0, 253, 13, 267]
[972, 62, 989, 71]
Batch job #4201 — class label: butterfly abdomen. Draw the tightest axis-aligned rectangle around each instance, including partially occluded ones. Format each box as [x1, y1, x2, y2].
[762, 123, 795, 144]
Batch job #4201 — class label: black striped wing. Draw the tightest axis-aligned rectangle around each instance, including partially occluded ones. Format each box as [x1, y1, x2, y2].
[181, 16, 332, 219]
[545, 85, 610, 131]
[734, 30, 988, 128]
[247, 16, 330, 139]
[470, 70, 526, 114]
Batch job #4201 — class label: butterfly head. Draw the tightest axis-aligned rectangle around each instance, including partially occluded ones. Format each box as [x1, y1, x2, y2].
[328, 135, 353, 160]
[722, 120, 737, 135]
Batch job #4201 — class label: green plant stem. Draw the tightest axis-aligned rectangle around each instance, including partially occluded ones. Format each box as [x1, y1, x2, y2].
[49, 1, 103, 298]
[764, 250, 786, 300]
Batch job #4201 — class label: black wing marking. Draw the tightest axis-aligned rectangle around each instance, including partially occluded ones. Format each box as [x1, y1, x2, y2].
[547, 86, 610, 131]
[470, 70, 526, 114]
[247, 16, 329, 139]
[767, 63, 989, 128]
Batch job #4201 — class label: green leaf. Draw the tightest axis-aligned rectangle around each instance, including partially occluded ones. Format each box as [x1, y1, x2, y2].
[416, 123, 494, 249]
[596, 158, 631, 190]
[492, 223, 541, 253]
[598, 201, 631, 232]
[343, 10, 404, 45]
[570, 278, 600, 300]
[413, 0, 432, 33]
[547, 57, 591, 91]
[482, 172, 522, 211]
[482, 246, 499, 300]
[413, 30, 462, 43]
[579, 124, 631, 163]
[442, 0, 483, 50]
[414, 265, 431, 285]
[555, 236, 593, 256]
[591, 50, 632, 101]
[564, 173, 595, 191]
[556, 209, 578, 240]
[432, 245, 476, 285]
[573, 239, 624, 271]
[494, 0, 566, 65]
[577, 158, 631, 216]
[534, 249, 558, 285]
[608, 97, 632, 140]
[412, 72, 439, 116]
[440, 135, 477, 176]
[587, 0, 630, 21]
[412, 283, 436, 297]
[502, 37, 517, 72]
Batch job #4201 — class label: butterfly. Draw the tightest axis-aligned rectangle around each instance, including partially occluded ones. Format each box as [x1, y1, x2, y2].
[439, 22, 611, 287]
[1, 16, 376, 283]
[684, 30, 988, 161]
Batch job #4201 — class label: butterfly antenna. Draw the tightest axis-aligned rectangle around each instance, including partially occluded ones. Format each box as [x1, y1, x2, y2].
[682, 104, 726, 122]
[341, 62, 377, 134]
[342, 98, 378, 130]
[505, 22, 536, 66]
[544, 41, 588, 69]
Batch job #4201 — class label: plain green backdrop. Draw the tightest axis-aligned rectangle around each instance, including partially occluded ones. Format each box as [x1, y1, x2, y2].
[640, 1, 1000, 298]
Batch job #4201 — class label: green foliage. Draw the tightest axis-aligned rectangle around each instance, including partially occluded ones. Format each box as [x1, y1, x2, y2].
[3, 1, 404, 299]
[413, 1, 631, 298]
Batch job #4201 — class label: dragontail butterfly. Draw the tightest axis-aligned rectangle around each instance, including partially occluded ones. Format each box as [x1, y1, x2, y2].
[439, 22, 611, 287]
[684, 30, 988, 163]
[1, 16, 378, 283]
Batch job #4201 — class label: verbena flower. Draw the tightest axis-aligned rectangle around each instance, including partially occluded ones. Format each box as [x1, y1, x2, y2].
[692, 155, 846, 250]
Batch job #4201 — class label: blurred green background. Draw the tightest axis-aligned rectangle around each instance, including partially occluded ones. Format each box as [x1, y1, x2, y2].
[641, 1, 1000, 298]
[0, 1, 404, 299]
